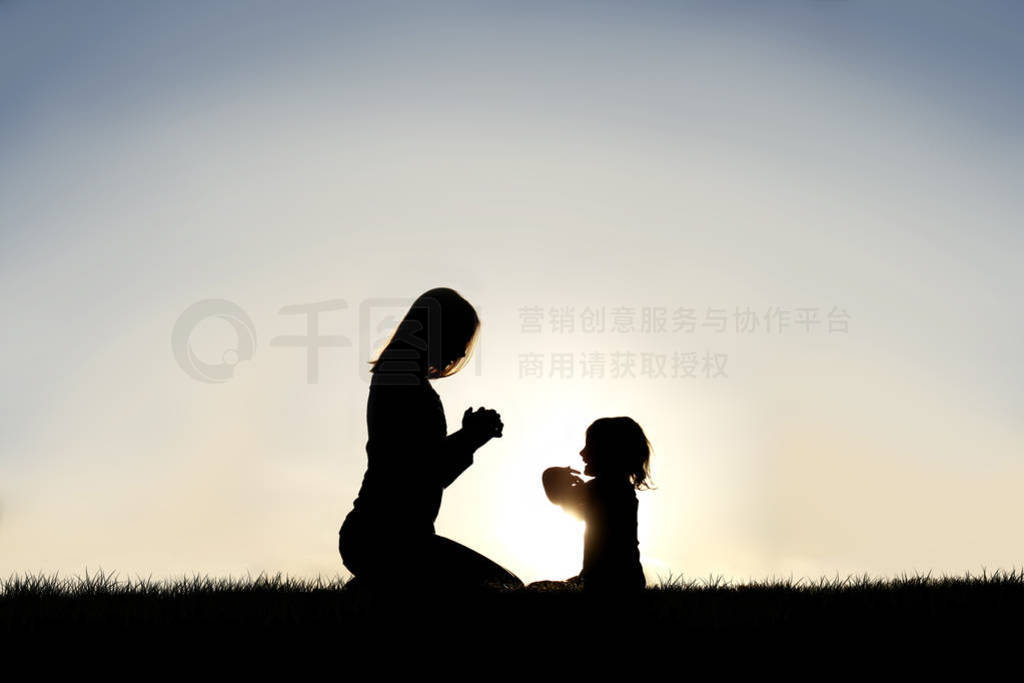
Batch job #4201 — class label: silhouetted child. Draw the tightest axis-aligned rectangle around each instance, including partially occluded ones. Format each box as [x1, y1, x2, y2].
[540, 416, 653, 593]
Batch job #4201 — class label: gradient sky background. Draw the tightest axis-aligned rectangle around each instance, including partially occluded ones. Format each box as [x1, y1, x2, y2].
[1, 1, 1021, 585]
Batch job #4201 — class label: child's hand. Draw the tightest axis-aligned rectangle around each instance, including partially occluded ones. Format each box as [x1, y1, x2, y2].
[542, 466, 587, 513]
[542, 466, 583, 490]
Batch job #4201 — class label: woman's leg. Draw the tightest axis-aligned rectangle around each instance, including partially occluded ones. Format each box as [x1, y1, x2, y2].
[343, 516, 521, 590]
[426, 535, 523, 589]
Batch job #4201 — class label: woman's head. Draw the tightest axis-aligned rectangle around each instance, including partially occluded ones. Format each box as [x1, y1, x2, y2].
[580, 417, 653, 490]
[369, 287, 480, 382]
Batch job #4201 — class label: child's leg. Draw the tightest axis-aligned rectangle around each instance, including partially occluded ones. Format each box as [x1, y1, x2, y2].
[525, 575, 583, 591]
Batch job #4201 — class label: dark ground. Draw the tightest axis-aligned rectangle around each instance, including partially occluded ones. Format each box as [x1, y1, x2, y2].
[4, 568, 1022, 644]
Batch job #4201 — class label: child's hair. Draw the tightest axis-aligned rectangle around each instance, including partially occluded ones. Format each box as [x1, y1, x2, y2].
[586, 416, 654, 490]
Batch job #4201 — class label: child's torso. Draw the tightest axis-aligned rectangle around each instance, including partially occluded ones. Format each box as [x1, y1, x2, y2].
[580, 477, 643, 585]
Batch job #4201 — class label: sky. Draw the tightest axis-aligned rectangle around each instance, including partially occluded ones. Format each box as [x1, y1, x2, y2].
[1, 0, 1021, 586]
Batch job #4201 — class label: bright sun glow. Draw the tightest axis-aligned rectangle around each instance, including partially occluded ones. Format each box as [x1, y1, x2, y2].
[483, 398, 600, 583]
[496, 500, 586, 584]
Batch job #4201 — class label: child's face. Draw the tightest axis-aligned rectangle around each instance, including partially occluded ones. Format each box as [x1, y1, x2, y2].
[580, 437, 599, 476]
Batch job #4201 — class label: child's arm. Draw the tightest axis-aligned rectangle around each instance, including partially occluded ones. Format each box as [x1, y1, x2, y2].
[542, 467, 588, 520]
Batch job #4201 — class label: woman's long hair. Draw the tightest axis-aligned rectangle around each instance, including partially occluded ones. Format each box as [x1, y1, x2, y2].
[368, 287, 480, 383]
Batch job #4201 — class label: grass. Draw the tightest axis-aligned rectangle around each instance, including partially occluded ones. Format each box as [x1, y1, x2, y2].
[3, 566, 1022, 638]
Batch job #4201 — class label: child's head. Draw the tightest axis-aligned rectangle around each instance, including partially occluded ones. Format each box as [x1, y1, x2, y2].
[580, 417, 653, 490]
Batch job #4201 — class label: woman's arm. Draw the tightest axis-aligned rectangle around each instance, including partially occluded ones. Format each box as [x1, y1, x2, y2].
[435, 407, 500, 488]
[436, 428, 481, 489]
[542, 467, 587, 520]
[374, 382, 500, 489]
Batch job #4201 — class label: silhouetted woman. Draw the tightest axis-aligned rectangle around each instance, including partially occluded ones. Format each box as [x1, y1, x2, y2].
[338, 287, 522, 591]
